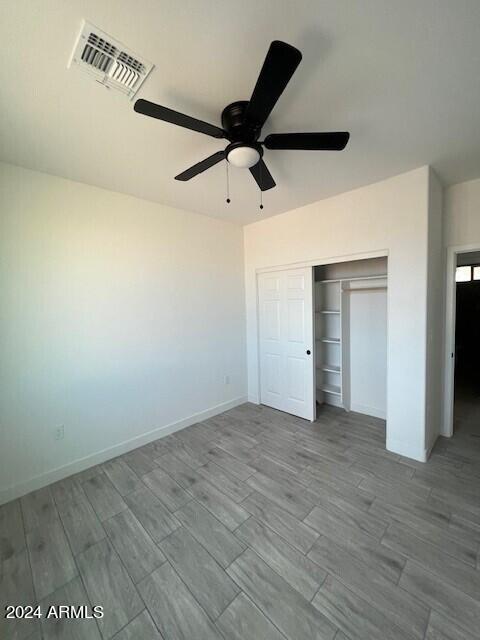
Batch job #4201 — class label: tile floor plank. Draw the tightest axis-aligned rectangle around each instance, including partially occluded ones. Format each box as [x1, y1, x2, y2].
[188, 479, 250, 531]
[359, 476, 431, 504]
[103, 510, 166, 583]
[196, 461, 253, 503]
[77, 539, 143, 639]
[122, 450, 158, 477]
[39, 575, 102, 640]
[58, 493, 106, 555]
[216, 592, 286, 640]
[306, 475, 375, 513]
[204, 447, 256, 481]
[102, 459, 143, 497]
[112, 610, 162, 640]
[82, 474, 127, 522]
[242, 491, 319, 554]
[312, 575, 409, 640]
[138, 562, 224, 640]
[160, 527, 239, 619]
[311, 495, 389, 540]
[142, 468, 192, 512]
[369, 495, 452, 533]
[170, 442, 208, 469]
[0, 499, 26, 562]
[246, 472, 315, 520]
[305, 505, 405, 583]
[226, 549, 337, 640]
[308, 535, 429, 639]
[155, 454, 201, 490]
[399, 560, 480, 638]
[251, 454, 312, 488]
[235, 517, 326, 600]
[21, 487, 58, 532]
[27, 520, 77, 601]
[382, 522, 480, 599]
[0, 549, 38, 640]
[175, 500, 245, 568]
[425, 610, 477, 640]
[123, 486, 180, 543]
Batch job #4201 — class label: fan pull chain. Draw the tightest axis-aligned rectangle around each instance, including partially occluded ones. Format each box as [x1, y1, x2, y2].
[225, 162, 231, 204]
[259, 160, 264, 210]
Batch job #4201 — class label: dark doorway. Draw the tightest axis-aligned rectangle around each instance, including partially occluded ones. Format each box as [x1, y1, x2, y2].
[454, 257, 480, 434]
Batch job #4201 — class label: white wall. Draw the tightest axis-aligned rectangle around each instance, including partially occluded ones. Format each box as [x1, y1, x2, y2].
[317, 257, 388, 281]
[349, 288, 387, 419]
[444, 177, 480, 247]
[425, 168, 444, 451]
[244, 166, 433, 461]
[0, 162, 247, 503]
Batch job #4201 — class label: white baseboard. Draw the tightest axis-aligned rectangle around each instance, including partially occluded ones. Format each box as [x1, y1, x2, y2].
[248, 394, 260, 404]
[350, 402, 386, 420]
[0, 396, 247, 505]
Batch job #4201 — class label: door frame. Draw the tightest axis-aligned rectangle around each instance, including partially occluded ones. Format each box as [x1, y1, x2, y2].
[442, 242, 480, 437]
[255, 248, 388, 420]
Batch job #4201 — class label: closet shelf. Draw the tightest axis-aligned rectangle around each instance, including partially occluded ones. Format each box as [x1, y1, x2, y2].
[319, 364, 341, 373]
[319, 383, 341, 396]
[316, 337, 341, 344]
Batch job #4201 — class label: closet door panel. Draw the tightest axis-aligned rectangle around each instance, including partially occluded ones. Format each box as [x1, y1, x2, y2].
[286, 299, 305, 343]
[258, 275, 283, 411]
[258, 268, 314, 420]
[265, 354, 282, 398]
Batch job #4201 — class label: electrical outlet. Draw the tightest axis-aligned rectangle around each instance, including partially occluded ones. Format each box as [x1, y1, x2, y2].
[54, 425, 64, 441]
[224, 375, 230, 385]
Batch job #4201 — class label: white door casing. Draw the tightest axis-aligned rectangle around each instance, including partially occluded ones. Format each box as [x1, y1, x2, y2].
[443, 243, 480, 437]
[258, 268, 314, 420]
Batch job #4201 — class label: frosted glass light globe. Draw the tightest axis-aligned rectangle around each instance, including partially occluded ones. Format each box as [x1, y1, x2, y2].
[227, 146, 260, 168]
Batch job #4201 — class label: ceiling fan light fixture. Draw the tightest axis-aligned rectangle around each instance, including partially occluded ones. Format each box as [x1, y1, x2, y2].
[134, 40, 350, 194]
[226, 145, 261, 168]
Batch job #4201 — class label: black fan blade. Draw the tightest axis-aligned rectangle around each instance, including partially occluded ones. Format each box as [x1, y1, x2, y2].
[175, 151, 226, 181]
[245, 41, 302, 128]
[249, 159, 276, 191]
[264, 132, 350, 150]
[134, 99, 225, 139]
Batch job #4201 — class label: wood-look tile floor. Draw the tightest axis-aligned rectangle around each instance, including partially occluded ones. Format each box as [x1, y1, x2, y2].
[2, 402, 480, 640]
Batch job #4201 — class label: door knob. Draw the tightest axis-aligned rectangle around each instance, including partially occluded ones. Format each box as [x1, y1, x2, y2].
[306, 349, 311, 355]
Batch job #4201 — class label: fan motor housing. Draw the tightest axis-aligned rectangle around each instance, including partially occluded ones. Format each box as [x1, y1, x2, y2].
[221, 101, 260, 142]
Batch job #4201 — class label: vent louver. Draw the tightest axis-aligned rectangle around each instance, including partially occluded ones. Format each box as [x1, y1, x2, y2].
[69, 21, 154, 98]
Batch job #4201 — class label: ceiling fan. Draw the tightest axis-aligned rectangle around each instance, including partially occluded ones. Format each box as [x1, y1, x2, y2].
[134, 40, 350, 192]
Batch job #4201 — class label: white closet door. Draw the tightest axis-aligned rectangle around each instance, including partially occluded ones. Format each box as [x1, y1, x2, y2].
[258, 268, 314, 420]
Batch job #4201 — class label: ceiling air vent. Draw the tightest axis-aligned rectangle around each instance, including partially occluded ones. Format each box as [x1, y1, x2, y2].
[68, 21, 154, 99]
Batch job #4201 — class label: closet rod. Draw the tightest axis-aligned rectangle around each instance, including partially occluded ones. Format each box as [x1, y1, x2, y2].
[318, 273, 387, 284]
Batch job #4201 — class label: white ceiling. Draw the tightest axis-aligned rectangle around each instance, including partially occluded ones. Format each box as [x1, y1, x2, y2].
[1, 1, 480, 225]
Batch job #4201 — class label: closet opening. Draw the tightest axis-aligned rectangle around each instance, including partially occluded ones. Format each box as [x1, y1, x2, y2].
[314, 257, 388, 420]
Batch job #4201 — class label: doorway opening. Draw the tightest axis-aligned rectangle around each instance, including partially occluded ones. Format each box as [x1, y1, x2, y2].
[453, 252, 480, 435]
